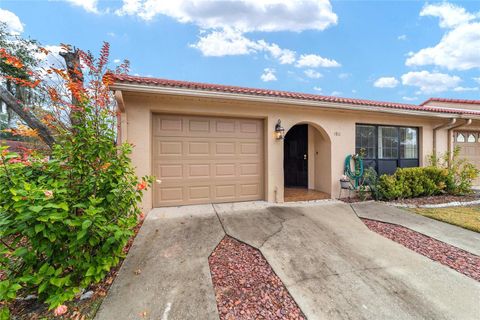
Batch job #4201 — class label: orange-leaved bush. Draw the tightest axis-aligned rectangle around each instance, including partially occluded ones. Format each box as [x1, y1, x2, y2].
[0, 41, 152, 317]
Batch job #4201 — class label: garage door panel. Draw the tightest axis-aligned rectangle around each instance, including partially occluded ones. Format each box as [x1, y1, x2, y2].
[215, 185, 236, 199]
[239, 163, 261, 177]
[215, 120, 236, 134]
[153, 115, 185, 136]
[153, 114, 264, 206]
[154, 140, 183, 157]
[215, 142, 236, 155]
[215, 163, 236, 177]
[187, 141, 210, 155]
[240, 142, 260, 155]
[158, 187, 184, 202]
[187, 164, 211, 178]
[188, 119, 211, 133]
[240, 183, 261, 196]
[188, 186, 211, 201]
[156, 164, 183, 179]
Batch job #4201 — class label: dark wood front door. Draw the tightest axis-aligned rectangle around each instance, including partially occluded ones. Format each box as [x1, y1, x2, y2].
[284, 124, 308, 187]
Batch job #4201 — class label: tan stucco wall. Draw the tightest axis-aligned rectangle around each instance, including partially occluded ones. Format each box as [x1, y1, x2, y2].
[120, 91, 456, 211]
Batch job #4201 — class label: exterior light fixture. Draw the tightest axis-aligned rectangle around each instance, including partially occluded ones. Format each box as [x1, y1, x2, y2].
[274, 119, 285, 140]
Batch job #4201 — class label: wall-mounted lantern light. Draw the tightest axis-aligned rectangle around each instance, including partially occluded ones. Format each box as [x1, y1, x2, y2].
[274, 119, 285, 140]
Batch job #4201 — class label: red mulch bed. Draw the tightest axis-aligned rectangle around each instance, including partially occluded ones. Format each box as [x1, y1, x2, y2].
[4, 220, 144, 319]
[209, 236, 305, 320]
[362, 219, 480, 282]
[391, 194, 479, 206]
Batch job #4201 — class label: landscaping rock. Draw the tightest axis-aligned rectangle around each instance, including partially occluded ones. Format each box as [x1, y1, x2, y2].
[16, 294, 37, 301]
[80, 290, 94, 300]
[362, 218, 480, 282]
[209, 236, 305, 320]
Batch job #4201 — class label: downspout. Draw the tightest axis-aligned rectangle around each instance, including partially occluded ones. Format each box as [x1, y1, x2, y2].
[433, 118, 456, 155]
[448, 119, 472, 163]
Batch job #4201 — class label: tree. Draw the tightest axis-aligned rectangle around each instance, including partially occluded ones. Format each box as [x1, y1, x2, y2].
[0, 26, 130, 148]
[0, 23, 55, 146]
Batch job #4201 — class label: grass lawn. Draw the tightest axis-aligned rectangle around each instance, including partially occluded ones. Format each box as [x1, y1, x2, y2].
[411, 206, 480, 233]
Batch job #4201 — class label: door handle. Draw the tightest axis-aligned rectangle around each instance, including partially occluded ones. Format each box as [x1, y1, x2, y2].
[304, 154, 307, 160]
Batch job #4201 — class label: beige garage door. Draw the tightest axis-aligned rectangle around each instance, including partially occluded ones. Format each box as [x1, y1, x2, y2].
[152, 114, 264, 207]
[453, 131, 480, 186]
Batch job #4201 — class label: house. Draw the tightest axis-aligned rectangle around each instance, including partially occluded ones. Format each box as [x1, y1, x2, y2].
[111, 75, 480, 210]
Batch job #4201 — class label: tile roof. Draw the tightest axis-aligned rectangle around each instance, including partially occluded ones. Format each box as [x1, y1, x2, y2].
[112, 74, 480, 116]
[421, 98, 480, 106]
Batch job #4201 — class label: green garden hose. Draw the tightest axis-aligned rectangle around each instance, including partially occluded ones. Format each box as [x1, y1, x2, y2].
[344, 154, 364, 188]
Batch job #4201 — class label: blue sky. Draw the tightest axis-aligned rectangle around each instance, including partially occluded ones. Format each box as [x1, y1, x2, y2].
[1, 0, 479, 104]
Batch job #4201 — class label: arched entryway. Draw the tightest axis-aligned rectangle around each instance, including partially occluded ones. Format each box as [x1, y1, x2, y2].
[283, 123, 331, 202]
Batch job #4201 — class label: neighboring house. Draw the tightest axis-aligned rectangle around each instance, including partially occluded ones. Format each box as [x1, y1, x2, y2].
[111, 75, 480, 209]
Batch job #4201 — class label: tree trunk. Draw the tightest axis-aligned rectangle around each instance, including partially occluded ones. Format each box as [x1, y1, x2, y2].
[60, 49, 84, 129]
[0, 86, 55, 148]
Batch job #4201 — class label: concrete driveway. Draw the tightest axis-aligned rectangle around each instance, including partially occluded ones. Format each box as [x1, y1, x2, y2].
[95, 201, 480, 320]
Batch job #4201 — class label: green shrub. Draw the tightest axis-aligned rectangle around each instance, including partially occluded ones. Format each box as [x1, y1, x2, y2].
[429, 146, 479, 195]
[376, 167, 448, 201]
[373, 146, 480, 201]
[0, 105, 152, 311]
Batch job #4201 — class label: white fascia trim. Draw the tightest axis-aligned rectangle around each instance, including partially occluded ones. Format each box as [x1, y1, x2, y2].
[111, 83, 476, 119]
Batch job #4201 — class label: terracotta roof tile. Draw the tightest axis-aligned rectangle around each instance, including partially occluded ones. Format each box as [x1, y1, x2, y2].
[112, 74, 480, 116]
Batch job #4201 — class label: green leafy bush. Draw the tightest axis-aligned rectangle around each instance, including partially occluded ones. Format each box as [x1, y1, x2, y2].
[373, 146, 479, 201]
[428, 146, 479, 195]
[0, 105, 152, 311]
[376, 167, 448, 200]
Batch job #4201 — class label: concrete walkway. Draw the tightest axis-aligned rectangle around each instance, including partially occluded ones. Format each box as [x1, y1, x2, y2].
[95, 205, 224, 320]
[96, 201, 480, 320]
[352, 202, 480, 256]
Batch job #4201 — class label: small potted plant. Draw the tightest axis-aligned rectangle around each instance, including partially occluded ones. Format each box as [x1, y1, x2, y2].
[340, 174, 351, 189]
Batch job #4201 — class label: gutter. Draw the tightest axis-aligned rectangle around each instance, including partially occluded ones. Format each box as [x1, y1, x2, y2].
[110, 83, 475, 119]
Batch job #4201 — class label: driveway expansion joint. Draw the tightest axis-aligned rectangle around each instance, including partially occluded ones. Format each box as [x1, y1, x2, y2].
[211, 203, 228, 236]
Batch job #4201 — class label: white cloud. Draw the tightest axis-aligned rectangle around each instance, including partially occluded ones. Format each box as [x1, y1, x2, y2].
[304, 69, 322, 79]
[115, 1, 339, 69]
[398, 34, 407, 40]
[65, 0, 100, 14]
[401, 71, 461, 94]
[295, 54, 340, 68]
[113, 59, 121, 64]
[261, 68, 277, 82]
[473, 77, 480, 84]
[115, 0, 142, 16]
[191, 28, 338, 67]
[115, 0, 337, 32]
[338, 72, 350, 79]
[190, 28, 257, 56]
[420, 2, 475, 29]
[406, 22, 480, 70]
[331, 91, 341, 96]
[453, 86, 478, 92]
[374, 77, 399, 88]
[258, 41, 296, 64]
[402, 96, 418, 101]
[313, 86, 322, 92]
[406, 3, 480, 71]
[0, 9, 24, 34]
